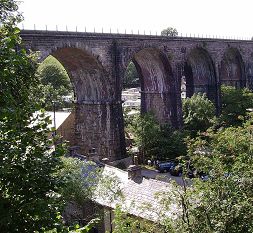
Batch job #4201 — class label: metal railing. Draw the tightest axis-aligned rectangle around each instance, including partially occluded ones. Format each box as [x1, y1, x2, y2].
[20, 24, 253, 41]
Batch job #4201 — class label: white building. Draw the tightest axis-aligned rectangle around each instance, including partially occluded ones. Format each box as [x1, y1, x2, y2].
[122, 87, 141, 108]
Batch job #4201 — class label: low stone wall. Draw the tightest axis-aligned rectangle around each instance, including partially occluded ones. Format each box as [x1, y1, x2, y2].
[109, 156, 132, 169]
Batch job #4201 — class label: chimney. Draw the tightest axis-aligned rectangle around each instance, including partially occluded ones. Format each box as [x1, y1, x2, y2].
[133, 155, 139, 165]
[101, 157, 110, 164]
[127, 165, 142, 183]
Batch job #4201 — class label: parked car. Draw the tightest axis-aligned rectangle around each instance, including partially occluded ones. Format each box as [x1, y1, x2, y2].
[156, 161, 175, 173]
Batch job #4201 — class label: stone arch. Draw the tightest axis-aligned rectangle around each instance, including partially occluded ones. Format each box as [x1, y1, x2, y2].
[52, 47, 112, 102]
[220, 47, 245, 88]
[46, 47, 125, 160]
[184, 47, 217, 103]
[124, 47, 177, 126]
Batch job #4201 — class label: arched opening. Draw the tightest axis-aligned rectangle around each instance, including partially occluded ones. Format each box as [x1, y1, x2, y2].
[220, 48, 245, 88]
[39, 47, 125, 160]
[38, 55, 74, 111]
[52, 48, 111, 102]
[37, 55, 75, 151]
[131, 48, 176, 125]
[121, 48, 177, 162]
[121, 62, 141, 152]
[183, 48, 217, 103]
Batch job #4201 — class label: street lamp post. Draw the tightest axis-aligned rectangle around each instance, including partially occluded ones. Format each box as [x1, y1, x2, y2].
[52, 100, 57, 137]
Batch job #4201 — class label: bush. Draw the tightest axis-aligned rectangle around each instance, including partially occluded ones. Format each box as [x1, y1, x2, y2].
[182, 93, 215, 135]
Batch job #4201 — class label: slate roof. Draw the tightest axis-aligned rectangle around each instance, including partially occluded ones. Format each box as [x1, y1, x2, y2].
[93, 165, 179, 223]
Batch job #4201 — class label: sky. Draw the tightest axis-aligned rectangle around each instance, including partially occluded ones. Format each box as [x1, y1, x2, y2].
[18, 0, 253, 39]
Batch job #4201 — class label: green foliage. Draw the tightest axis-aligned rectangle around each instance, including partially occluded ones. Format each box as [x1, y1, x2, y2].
[0, 1, 67, 231]
[114, 114, 253, 232]
[37, 55, 73, 110]
[112, 206, 164, 233]
[220, 85, 253, 126]
[114, 120, 253, 232]
[72, 218, 100, 233]
[179, 121, 253, 233]
[0, 0, 22, 25]
[161, 27, 178, 37]
[57, 157, 101, 206]
[123, 61, 139, 89]
[182, 93, 215, 135]
[131, 113, 187, 161]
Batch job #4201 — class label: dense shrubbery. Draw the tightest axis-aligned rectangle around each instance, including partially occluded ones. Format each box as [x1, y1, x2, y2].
[182, 93, 215, 135]
[0, 1, 67, 231]
[219, 85, 253, 126]
[126, 113, 187, 162]
[114, 118, 253, 232]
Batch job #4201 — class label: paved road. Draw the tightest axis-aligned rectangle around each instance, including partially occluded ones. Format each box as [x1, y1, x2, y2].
[141, 168, 187, 186]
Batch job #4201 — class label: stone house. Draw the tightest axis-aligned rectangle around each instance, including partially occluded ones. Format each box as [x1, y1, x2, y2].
[91, 165, 178, 232]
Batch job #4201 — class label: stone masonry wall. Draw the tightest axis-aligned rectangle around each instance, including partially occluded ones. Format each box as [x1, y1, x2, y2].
[20, 30, 253, 161]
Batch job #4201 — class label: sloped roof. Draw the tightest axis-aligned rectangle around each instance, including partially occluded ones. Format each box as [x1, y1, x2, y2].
[46, 111, 71, 129]
[93, 165, 179, 223]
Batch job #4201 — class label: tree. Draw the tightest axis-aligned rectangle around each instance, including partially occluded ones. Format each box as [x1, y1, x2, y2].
[131, 113, 186, 161]
[182, 93, 215, 135]
[177, 120, 253, 233]
[123, 61, 140, 89]
[220, 85, 253, 127]
[112, 118, 253, 232]
[161, 27, 178, 37]
[38, 55, 73, 110]
[0, 1, 66, 231]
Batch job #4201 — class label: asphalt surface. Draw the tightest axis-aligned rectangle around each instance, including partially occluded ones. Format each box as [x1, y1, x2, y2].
[141, 167, 186, 186]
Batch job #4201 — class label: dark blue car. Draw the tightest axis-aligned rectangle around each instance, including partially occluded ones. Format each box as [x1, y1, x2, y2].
[156, 161, 175, 173]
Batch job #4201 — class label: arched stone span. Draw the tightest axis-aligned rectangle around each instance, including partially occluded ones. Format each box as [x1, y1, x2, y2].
[51, 47, 125, 160]
[128, 48, 177, 125]
[184, 48, 217, 103]
[52, 47, 112, 101]
[220, 48, 246, 88]
[20, 30, 253, 161]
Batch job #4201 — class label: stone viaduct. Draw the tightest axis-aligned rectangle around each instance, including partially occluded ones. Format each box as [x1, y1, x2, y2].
[20, 30, 253, 161]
